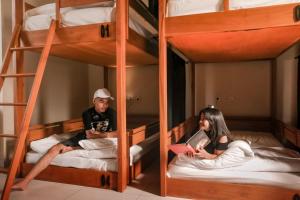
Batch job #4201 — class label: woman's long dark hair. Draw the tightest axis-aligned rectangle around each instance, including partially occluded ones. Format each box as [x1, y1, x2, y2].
[199, 106, 231, 145]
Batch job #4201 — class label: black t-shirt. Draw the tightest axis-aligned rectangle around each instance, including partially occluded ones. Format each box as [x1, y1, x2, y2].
[82, 107, 117, 132]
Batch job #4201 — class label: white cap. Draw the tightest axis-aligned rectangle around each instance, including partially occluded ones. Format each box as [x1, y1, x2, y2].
[93, 88, 114, 101]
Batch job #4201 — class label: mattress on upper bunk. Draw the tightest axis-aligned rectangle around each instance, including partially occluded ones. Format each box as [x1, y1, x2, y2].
[167, 0, 300, 17]
[23, 3, 150, 38]
[167, 0, 223, 17]
[167, 130, 300, 190]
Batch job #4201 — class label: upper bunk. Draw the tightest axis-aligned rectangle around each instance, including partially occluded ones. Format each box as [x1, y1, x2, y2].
[21, 0, 158, 66]
[162, 0, 300, 62]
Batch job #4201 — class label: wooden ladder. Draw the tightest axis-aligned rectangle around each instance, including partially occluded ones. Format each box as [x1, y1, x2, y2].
[0, 20, 56, 200]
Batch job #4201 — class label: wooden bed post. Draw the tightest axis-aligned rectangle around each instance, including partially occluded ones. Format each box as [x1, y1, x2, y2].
[14, 0, 25, 134]
[191, 62, 195, 118]
[116, 0, 128, 192]
[224, 0, 229, 11]
[159, 0, 168, 196]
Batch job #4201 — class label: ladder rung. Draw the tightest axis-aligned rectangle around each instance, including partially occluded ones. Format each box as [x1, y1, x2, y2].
[10, 46, 44, 51]
[0, 73, 35, 78]
[0, 168, 8, 173]
[0, 103, 27, 106]
[0, 134, 17, 138]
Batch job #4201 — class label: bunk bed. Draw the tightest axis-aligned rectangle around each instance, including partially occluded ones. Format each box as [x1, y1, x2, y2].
[159, 0, 300, 199]
[21, 116, 159, 189]
[0, 1, 158, 200]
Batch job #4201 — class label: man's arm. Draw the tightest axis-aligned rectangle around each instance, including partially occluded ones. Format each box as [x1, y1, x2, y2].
[86, 130, 118, 139]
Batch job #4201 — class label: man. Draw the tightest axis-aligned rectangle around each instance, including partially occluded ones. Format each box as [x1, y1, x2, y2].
[12, 88, 117, 190]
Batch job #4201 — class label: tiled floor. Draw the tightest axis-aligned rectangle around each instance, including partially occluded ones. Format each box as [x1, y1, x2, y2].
[0, 160, 187, 200]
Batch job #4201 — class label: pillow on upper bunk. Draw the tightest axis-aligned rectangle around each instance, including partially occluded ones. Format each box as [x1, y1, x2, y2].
[229, 0, 300, 10]
[230, 130, 282, 148]
[25, 1, 115, 18]
[62, 6, 115, 26]
[30, 133, 74, 153]
[175, 140, 254, 169]
[79, 138, 118, 150]
[25, 3, 72, 18]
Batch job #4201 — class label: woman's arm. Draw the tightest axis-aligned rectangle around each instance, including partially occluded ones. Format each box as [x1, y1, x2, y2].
[193, 135, 229, 159]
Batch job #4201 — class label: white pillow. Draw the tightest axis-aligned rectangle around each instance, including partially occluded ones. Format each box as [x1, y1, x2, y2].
[30, 133, 73, 153]
[79, 138, 117, 150]
[25, 3, 72, 18]
[62, 6, 114, 26]
[62, 148, 117, 159]
[175, 140, 254, 169]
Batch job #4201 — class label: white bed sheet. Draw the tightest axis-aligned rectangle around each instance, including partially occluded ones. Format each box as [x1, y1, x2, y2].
[168, 160, 300, 190]
[26, 151, 118, 172]
[167, 0, 223, 17]
[230, 0, 300, 10]
[167, 130, 300, 190]
[167, 0, 300, 17]
[24, 6, 150, 38]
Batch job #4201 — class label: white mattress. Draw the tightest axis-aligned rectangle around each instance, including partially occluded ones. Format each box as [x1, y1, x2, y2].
[167, 0, 223, 17]
[167, 0, 300, 17]
[26, 132, 159, 171]
[23, 5, 150, 38]
[168, 160, 300, 190]
[26, 151, 118, 172]
[230, 0, 300, 10]
[167, 131, 300, 190]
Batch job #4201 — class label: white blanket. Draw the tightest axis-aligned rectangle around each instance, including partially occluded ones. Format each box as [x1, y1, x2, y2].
[175, 140, 254, 169]
[174, 141, 300, 172]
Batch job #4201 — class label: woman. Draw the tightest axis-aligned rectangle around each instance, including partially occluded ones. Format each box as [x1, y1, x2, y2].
[187, 106, 231, 159]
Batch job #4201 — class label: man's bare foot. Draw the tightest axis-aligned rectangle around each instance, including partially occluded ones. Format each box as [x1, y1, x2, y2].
[11, 181, 27, 191]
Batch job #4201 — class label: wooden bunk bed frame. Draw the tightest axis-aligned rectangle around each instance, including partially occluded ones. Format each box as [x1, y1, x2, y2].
[20, 116, 159, 189]
[159, 0, 300, 199]
[0, 0, 158, 199]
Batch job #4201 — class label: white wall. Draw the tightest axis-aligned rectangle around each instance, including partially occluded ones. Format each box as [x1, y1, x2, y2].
[275, 44, 299, 126]
[107, 65, 159, 115]
[195, 61, 272, 117]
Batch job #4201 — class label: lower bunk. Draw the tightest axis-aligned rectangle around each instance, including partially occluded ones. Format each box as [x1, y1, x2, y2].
[20, 115, 159, 190]
[165, 118, 300, 200]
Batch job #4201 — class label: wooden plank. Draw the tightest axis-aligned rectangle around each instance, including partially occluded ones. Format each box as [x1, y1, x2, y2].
[166, 3, 300, 36]
[21, 24, 158, 66]
[15, 0, 24, 25]
[225, 116, 272, 132]
[116, 0, 128, 192]
[22, 163, 118, 189]
[0, 134, 18, 138]
[56, 0, 62, 27]
[167, 25, 300, 62]
[0, 25, 21, 90]
[15, 40, 25, 135]
[60, 0, 110, 8]
[0, 73, 35, 78]
[167, 178, 299, 200]
[1, 21, 56, 200]
[10, 46, 44, 51]
[223, 0, 229, 11]
[159, 0, 168, 196]
[0, 103, 27, 106]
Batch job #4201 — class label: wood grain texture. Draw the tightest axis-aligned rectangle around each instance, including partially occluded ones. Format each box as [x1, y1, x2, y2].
[159, 0, 168, 196]
[21, 23, 157, 66]
[1, 21, 56, 200]
[167, 178, 299, 200]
